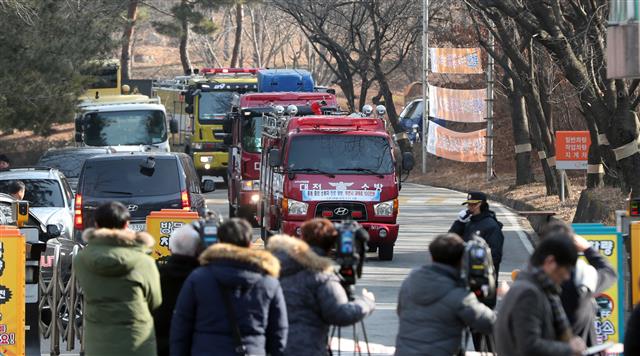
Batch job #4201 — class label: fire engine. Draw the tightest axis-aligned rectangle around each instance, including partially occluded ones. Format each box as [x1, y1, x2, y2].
[225, 92, 339, 222]
[258, 108, 414, 261]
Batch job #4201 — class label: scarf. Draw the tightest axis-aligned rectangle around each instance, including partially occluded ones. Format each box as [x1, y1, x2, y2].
[530, 266, 573, 342]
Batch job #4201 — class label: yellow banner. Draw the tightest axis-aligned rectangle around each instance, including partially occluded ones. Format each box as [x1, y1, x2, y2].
[426, 120, 486, 162]
[429, 48, 483, 74]
[0, 227, 25, 356]
[428, 85, 486, 123]
[146, 210, 199, 260]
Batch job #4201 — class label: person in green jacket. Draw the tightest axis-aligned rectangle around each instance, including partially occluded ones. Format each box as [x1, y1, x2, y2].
[73, 201, 162, 356]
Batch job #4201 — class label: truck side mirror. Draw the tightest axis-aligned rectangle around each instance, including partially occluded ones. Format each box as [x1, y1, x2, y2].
[185, 105, 193, 114]
[46, 224, 62, 239]
[222, 114, 234, 133]
[268, 148, 282, 167]
[169, 118, 179, 134]
[75, 132, 83, 143]
[74, 116, 83, 132]
[201, 179, 216, 193]
[402, 152, 415, 172]
[213, 132, 233, 145]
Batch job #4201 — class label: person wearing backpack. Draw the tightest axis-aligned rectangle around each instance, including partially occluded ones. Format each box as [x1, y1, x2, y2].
[170, 218, 288, 356]
[395, 233, 496, 356]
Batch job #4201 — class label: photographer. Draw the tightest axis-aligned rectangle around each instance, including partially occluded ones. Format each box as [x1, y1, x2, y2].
[395, 233, 495, 356]
[266, 218, 375, 356]
[170, 218, 288, 356]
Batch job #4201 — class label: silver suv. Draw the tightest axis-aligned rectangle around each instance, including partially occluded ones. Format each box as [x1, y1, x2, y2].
[0, 167, 74, 239]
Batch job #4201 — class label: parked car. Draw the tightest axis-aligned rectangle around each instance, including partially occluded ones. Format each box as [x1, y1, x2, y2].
[73, 152, 213, 241]
[37, 147, 115, 192]
[399, 99, 447, 144]
[0, 168, 74, 239]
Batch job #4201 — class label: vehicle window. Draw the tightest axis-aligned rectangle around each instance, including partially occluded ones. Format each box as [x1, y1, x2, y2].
[38, 152, 99, 179]
[242, 116, 263, 153]
[60, 175, 74, 204]
[0, 179, 65, 207]
[82, 159, 180, 197]
[286, 135, 394, 175]
[83, 110, 167, 146]
[81, 64, 118, 90]
[399, 101, 424, 121]
[198, 92, 238, 124]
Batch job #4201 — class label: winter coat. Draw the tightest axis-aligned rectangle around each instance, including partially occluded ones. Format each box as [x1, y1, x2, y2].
[73, 228, 162, 356]
[449, 210, 504, 267]
[394, 263, 495, 356]
[561, 247, 616, 347]
[153, 254, 200, 356]
[170, 243, 288, 356]
[495, 270, 573, 356]
[267, 235, 375, 356]
[625, 303, 640, 356]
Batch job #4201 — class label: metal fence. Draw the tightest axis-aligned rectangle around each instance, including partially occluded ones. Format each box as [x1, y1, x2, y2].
[39, 244, 84, 355]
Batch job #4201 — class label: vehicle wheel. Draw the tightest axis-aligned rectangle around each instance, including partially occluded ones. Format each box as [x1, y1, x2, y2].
[378, 244, 394, 261]
[228, 203, 236, 218]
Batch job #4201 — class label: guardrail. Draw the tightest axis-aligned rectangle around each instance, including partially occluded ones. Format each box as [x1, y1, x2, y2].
[39, 244, 84, 355]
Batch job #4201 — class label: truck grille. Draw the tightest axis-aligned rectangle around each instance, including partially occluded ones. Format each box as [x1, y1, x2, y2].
[314, 202, 368, 221]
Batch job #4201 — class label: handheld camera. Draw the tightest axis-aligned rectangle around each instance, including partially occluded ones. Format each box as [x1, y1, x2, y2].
[334, 221, 369, 297]
[191, 210, 224, 247]
[461, 231, 496, 304]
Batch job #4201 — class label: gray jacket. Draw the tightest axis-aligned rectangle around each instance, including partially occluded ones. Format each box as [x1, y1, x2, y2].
[395, 263, 495, 356]
[495, 270, 573, 356]
[267, 235, 375, 356]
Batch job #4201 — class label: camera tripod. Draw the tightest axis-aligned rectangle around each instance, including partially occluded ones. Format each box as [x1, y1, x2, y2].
[329, 284, 371, 356]
[461, 328, 496, 356]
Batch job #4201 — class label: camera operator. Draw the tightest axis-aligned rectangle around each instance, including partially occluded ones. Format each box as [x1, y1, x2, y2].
[395, 233, 495, 356]
[170, 218, 288, 356]
[266, 218, 375, 356]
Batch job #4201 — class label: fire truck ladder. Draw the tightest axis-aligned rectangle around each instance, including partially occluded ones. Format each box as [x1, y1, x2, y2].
[261, 111, 291, 139]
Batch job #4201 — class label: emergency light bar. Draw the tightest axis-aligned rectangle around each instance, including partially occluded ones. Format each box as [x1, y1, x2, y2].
[295, 117, 380, 127]
[200, 68, 260, 74]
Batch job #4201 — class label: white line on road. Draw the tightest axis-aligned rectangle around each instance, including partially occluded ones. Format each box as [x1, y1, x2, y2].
[496, 206, 534, 254]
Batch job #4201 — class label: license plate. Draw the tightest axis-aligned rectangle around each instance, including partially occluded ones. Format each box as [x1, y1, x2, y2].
[129, 223, 146, 232]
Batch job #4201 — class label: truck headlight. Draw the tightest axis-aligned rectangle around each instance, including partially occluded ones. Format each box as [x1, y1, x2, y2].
[241, 180, 260, 191]
[192, 143, 203, 150]
[286, 199, 308, 216]
[374, 199, 397, 216]
[200, 156, 212, 163]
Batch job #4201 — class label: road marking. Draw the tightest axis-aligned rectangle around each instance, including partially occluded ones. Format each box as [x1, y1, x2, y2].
[496, 206, 534, 254]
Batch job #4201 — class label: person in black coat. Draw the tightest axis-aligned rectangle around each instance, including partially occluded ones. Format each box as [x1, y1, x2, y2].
[154, 224, 203, 356]
[170, 218, 288, 356]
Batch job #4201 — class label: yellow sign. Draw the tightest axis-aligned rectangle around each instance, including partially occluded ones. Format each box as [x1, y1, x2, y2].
[0, 226, 25, 356]
[630, 223, 640, 305]
[146, 210, 199, 260]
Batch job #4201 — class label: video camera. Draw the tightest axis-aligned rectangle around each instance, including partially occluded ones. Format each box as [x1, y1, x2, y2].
[191, 210, 224, 247]
[333, 221, 369, 296]
[461, 231, 496, 305]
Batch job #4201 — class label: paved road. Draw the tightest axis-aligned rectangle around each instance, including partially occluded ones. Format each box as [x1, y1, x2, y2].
[40, 182, 533, 355]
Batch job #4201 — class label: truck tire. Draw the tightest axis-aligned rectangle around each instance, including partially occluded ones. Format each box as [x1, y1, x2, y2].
[378, 244, 394, 261]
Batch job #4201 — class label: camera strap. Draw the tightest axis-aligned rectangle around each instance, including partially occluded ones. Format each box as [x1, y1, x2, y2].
[215, 279, 248, 356]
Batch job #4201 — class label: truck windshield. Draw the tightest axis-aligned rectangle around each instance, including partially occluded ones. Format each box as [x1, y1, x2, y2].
[198, 92, 237, 124]
[83, 110, 167, 146]
[287, 135, 394, 175]
[242, 116, 263, 153]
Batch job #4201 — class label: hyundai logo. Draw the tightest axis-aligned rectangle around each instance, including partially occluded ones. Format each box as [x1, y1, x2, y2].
[333, 207, 349, 216]
[127, 205, 139, 212]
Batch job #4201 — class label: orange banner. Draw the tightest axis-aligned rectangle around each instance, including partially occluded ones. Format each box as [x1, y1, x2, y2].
[429, 48, 483, 74]
[428, 85, 486, 123]
[426, 120, 486, 162]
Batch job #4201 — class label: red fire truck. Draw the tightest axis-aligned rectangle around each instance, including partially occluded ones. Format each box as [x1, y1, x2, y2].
[258, 111, 414, 260]
[226, 92, 338, 222]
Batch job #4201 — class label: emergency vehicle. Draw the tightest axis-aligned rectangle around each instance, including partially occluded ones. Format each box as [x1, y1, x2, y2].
[258, 110, 414, 261]
[226, 92, 339, 222]
[155, 68, 260, 181]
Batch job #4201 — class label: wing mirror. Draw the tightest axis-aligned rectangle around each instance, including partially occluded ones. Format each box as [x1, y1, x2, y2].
[169, 118, 179, 134]
[46, 224, 62, 239]
[268, 148, 282, 167]
[202, 179, 216, 193]
[402, 152, 415, 172]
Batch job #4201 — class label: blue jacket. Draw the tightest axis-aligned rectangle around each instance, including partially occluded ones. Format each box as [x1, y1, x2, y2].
[170, 243, 288, 356]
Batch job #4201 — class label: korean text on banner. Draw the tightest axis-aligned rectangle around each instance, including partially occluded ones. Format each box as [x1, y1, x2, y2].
[429, 48, 484, 74]
[426, 120, 486, 162]
[572, 224, 624, 344]
[0, 226, 25, 356]
[556, 131, 591, 170]
[428, 85, 486, 123]
[146, 210, 199, 261]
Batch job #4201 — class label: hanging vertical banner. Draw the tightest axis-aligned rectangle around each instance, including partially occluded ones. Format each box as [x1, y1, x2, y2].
[429, 48, 483, 74]
[0, 226, 25, 356]
[428, 85, 486, 123]
[426, 120, 486, 162]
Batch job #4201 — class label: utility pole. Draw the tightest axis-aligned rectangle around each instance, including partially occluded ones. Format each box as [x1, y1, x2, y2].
[421, 0, 429, 174]
[486, 31, 495, 180]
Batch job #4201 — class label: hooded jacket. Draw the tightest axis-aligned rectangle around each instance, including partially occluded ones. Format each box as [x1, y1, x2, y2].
[395, 263, 495, 356]
[73, 228, 162, 356]
[449, 210, 505, 266]
[267, 235, 375, 356]
[170, 243, 288, 356]
[153, 254, 200, 356]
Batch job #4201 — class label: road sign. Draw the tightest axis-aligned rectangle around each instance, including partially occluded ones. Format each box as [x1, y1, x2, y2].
[0, 226, 25, 356]
[146, 210, 199, 261]
[556, 131, 591, 169]
[573, 224, 625, 344]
